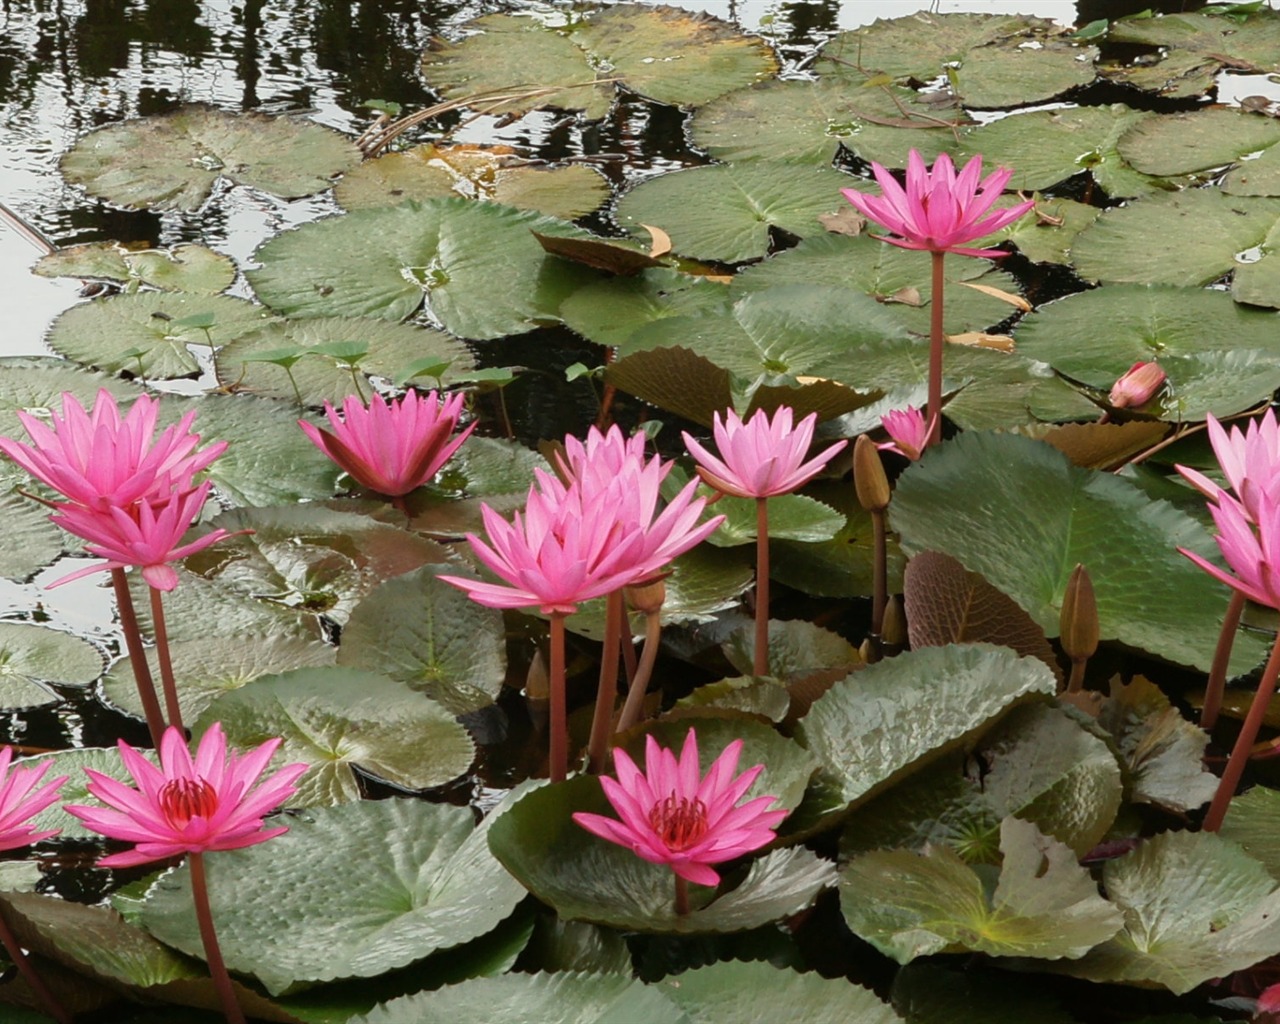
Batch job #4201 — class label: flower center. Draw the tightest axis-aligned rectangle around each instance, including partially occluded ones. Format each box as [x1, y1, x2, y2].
[159, 777, 219, 828]
[649, 795, 708, 851]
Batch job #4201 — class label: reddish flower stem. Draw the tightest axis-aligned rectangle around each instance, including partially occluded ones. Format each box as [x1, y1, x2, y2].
[549, 613, 568, 783]
[617, 608, 662, 734]
[1203, 627, 1280, 832]
[754, 497, 770, 677]
[586, 591, 624, 774]
[148, 587, 184, 733]
[111, 568, 165, 748]
[188, 852, 246, 1024]
[1203, 590, 1246, 732]
[674, 875, 690, 916]
[927, 251, 946, 449]
[0, 906, 72, 1024]
[870, 507, 887, 639]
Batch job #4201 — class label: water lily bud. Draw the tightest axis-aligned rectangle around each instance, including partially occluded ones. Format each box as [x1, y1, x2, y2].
[882, 594, 907, 649]
[1108, 361, 1166, 410]
[625, 577, 667, 615]
[525, 648, 550, 702]
[854, 435, 891, 512]
[1060, 563, 1099, 662]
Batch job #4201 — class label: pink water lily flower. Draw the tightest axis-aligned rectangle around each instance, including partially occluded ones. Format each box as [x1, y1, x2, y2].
[878, 406, 930, 461]
[841, 149, 1034, 258]
[0, 390, 226, 511]
[65, 723, 307, 869]
[1179, 490, 1280, 610]
[300, 390, 474, 498]
[553, 424, 651, 492]
[48, 481, 233, 592]
[0, 747, 68, 851]
[573, 728, 786, 887]
[682, 407, 847, 500]
[1108, 361, 1166, 410]
[1178, 411, 1280, 524]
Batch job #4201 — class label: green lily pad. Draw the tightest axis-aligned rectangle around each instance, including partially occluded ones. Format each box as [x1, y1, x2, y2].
[34, 242, 236, 294]
[560, 268, 732, 351]
[214, 316, 473, 406]
[335, 563, 506, 716]
[1102, 9, 1280, 99]
[27, 747, 159, 841]
[605, 345, 734, 428]
[1219, 785, 1280, 880]
[1117, 108, 1280, 180]
[194, 666, 475, 805]
[796, 644, 1057, 812]
[420, 5, 777, 120]
[128, 566, 316, 644]
[520, 917, 632, 976]
[889, 431, 1270, 674]
[614, 165, 856, 263]
[1014, 284, 1280, 421]
[0, 463, 68, 583]
[102, 633, 335, 725]
[840, 817, 1122, 963]
[46, 292, 269, 379]
[655, 959, 904, 1023]
[335, 143, 609, 219]
[142, 799, 526, 996]
[706, 491, 845, 547]
[890, 961, 1078, 1024]
[1053, 830, 1280, 994]
[488, 775, 834, 934]
[247, 198, 601, 338]
[841, 703, 1123, 862]
[723, 620, 860, 682]
[817, 13, 1095, 109]
[1070, 190, 1280, 308]
[981, 194, 1102, 266]
[0, 621, 101, 709]
[676, 677, 792, 723]
[60, 105, 360, 212]
[0, 356, 143, 437]
[352, 971, 681, 1024]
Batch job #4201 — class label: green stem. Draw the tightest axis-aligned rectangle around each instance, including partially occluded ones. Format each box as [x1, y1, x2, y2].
[284, 365, 304, 408]
[754, 497, 770, 677]
[549, 613, 568, 783]
[0, 906, 72, 1024]
[1203, 627, 1280, 832]
[618, 608, 662, 733]
[148, 587, 184, 732]
[189, 853, 246, 1024]
[927, 250, 946, 449]
[586, 591, 624, 773]
[674, 874, 690, 916]
[111, 568, 166, 748]
[1202, 590, 1246, 731]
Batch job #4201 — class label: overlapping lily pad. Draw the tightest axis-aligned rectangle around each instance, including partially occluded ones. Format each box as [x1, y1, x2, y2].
[0, 622, 101, 709]
[27, 746, 159, 840]
[142, 799, 526, 995]
[247, 198, 602, 337]
[559, 268, 732, 350]
[1219, 785, 1280, 880]
[0, 356, 142, 437]
[420, 5, 778, 119]
[0, 461, 68, 581]
[34, 242, 236, 294]
[1117, 108, 1280, 185]
[60, 105, 360, 212]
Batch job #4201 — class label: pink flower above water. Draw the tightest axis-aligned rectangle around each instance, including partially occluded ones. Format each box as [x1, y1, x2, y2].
[1178, 411, 1280, 524]
[878, 406, 929, 461]
[299, 390, 474, 498]
[0, 747, 67, 852]
[682, 407, 847, 500]
[553, 424, 652, 494]
[0, 390, 226, 511]
[65, 723, 306, 869]
[574, 728, 785, 887]
[1179, 490, 1280, 610]
[841, 149, 1034, 258]
[1108, 361, 1166, 410]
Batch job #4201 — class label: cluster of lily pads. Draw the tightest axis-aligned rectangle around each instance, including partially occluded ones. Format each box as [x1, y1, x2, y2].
[3, 1, 1280, 1021]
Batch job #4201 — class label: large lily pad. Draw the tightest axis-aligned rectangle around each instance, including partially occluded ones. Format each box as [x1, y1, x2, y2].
[60, 105, 360, 212]
[0, 622, 102, 710]
[614, 165, 856, 263]
[0, 356, 142, 437]
[559, 268, 732, 351]
[335, 564, 506, 716]
[1117, 108, 1280, 182]
[34, 242, 236, 294]
[1014, 284, 1280, 421]
[420, 5, 777, 119]
[795, 643, 1057, 811]
[247, 198, 602, 338]
[488, 775, 834, 934]
[840, 817, 1122, 963]
[890, 431, 1270, 673]
[1054, 830, 1280, 994]
[27, 747, 159, 841]
[142, 799, 526, 995]
[0, 459, 68, 582]
[46, 292, 269, 379]
[1219, 785, 1280, 881]
[214, 316, 473, 406]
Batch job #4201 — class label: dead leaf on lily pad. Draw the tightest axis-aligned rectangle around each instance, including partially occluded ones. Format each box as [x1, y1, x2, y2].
[818, 207, 866, 237]
[1038, 421, 1169, 471]
[948, 332, 1015, 352]
[957, 281, 1031, 312]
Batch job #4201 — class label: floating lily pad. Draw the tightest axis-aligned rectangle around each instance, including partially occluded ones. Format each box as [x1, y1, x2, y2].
[981, 194, 1102, 266]
[840, 817, 1122, 963]
[817, 13, 1095, 109]
[128, 565, 316, 644]
[0, 622, 101, 709]
[1014, 284, 1280, 422]
[27, 747, 159, 841]
[142, 799, 526, 995]
[247, 198, 601, 338]
[47, 292, 268, 379]
[1103, 9, 1280, 99]
[420, 5, 777, 119]
[335, 564, 506, 716]
[614, 165, 856, 263]
[1053, 830, 1280, 993]
[560, 268, 732, 350]
[1117, 108, 1280, 181]
[0, 463, 66, 582]
[723, 620, 861, 682]
[1219, 785, 1280, 880]
[676, 676, 792, 723]
[214, 316, 473, 406]
[0, 356, 143, 437]
[34, 242, 236, 294]
[487, 775, 834, 934]
[605, 345, 734, 427]
[1070, 191, 1280, 308]
[102, 633, 335, 725]
[890, 431, 1270, 673]
[707, 491, 845, 547]
[335, 143, 609, 219]
[796, 644, 1057, 812]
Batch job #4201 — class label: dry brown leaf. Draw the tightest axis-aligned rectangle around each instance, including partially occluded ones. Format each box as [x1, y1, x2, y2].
[1040, 420, 1169, 471]
[640, 223, 672, 258]
[947, 332, 1015, 352]
[956, 280, 1032, 311]
[882, 286, 922, 307]
[818, 207, 865, 237]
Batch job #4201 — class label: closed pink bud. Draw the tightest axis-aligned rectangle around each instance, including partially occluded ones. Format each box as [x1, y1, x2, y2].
[1108, 362, 1166, 410]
